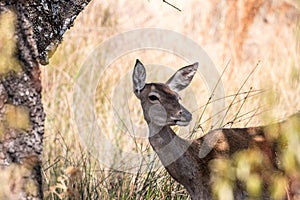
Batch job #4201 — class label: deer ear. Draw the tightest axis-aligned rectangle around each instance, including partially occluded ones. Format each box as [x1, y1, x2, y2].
[166, 62, 198, 92]
[133, 59, 146, 96]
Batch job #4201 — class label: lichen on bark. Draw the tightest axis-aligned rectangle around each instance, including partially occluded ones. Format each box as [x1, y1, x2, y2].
[0, 0, 92, 199]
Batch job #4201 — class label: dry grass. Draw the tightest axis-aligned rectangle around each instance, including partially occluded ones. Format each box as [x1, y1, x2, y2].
[41, 0, 300, 199]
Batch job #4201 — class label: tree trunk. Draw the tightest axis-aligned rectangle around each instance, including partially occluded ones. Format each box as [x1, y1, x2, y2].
[0, 0, 91, 199]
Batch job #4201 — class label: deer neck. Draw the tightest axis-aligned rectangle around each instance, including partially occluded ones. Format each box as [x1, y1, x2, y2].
[147, 123, 208, 198]
[147, 123, 192, 166]
[148, 124, 177, 148]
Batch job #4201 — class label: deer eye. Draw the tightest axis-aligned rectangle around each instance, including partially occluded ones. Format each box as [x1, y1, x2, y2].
[148, 94, 159, 102]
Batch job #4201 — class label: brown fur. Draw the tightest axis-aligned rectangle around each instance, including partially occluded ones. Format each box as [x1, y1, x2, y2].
[133, 61, 300, 199]
[150, 110, 300, 199]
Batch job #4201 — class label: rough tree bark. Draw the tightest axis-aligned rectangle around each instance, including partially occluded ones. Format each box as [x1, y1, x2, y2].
[0, 0, 91, 199]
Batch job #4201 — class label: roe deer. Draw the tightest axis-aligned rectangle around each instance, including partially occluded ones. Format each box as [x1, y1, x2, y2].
[132, 59, 300, 200]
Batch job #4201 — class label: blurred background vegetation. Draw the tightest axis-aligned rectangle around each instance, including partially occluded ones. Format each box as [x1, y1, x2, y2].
[41, 0, 300, 199]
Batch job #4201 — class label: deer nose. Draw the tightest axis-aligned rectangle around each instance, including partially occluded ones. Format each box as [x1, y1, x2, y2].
[183, 111, 192, 121]
[178, 107, 192, 121]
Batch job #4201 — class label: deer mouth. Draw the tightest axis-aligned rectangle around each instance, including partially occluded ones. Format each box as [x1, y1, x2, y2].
[175, 120, 190, 126]
[172, 118, 191, 126]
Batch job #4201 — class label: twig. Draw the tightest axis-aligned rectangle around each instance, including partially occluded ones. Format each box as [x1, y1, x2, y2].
[163, 0, 181, 11]
[221, 60, 261, 125]
[198, 59, 231, 129]
[198, 90, 263, 128]
[191, 89, 264, 113]
[230, 87, 253, 127]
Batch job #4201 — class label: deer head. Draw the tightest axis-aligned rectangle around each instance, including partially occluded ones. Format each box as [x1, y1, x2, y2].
[132, 59, 198, 128]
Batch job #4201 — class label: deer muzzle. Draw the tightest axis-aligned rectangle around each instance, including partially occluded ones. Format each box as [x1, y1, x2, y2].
[171, 106, 192, 126]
